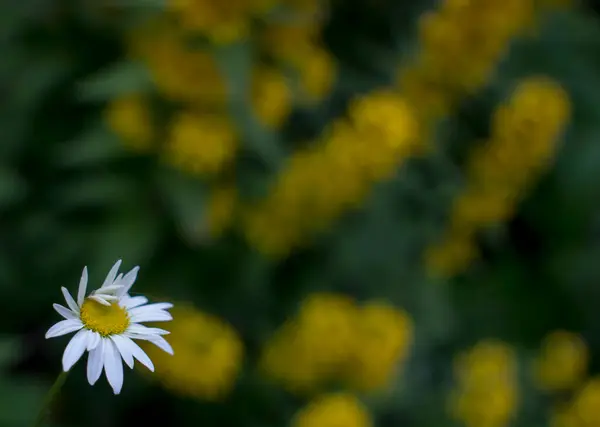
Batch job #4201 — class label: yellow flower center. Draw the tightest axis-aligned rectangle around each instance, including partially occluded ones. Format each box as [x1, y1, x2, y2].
[80, 299, 130, 336]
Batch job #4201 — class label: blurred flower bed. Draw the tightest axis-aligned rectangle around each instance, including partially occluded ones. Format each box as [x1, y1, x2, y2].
[3, 0, 600, 426]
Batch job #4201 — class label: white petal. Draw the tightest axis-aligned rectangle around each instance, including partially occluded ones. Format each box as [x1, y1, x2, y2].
[87, 331, 101, 351]
[130, 310, 173, 323]
[53, 304, 77, 320]
[148, 336, 173, 355]
[61, 287, 80, 313]
[94, 294, 119, 302]
[120, 296, 148, 309]
[62, 329, 90, 371]
[89, 295, 111, 306]
[117, 267, 139, 296]
[98, 285, 123, 293]
[126, 324, 170, 336]
[77, 266, 88, 306]
[123, 337, 154, 371]
[103, 339, 124, 394]
[45, 319, 83, 339]
[110, 335, 134, 369]
[87, 339, 105, 385]
[101, 259, 122, 290]
[130, 302, 173, 313]
[114, 273, 124, 285]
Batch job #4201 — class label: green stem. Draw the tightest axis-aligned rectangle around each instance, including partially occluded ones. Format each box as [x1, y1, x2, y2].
[32, 370, 69, 427]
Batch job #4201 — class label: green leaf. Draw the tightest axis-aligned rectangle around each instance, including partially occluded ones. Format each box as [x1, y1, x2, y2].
[91, 210, 161, 268]
[0, 336, 45, 426]
[54, 174, 137, 209]
[76, 61, 153, 101]
[54, 122, 124, 168]
[156, 167, 208, 245]
[0, 376, 46, 425]
[0, 335, 20, 367]
[0, 167, 26, 208]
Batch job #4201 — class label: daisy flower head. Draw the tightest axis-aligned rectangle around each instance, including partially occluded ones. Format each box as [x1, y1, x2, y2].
[45, 260, 174, 394]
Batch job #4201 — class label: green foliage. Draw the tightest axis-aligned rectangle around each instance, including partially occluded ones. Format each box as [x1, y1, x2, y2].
[0, 337, 46, 426]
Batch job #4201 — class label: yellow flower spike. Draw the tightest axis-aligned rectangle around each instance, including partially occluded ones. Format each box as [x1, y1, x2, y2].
[350, 90, 420, 150]
[571, 378, 600, 426]
[260, 293, 358, 393]
[165, 111, 238, 176]
[260, 23, 318, 64]
[296, 45, 337, 104]
[533, 331, 588, 392]
[345, 302, 414, 392]
[492, 77, 571, 152]
[550, 404, 578, 427]
[260, 320, 330, 394]
[449, 340, 518, 427]
[143, 304, 243, 401]
[291, 393, 373, 427]
[425, 76, 571, 278]
[398, 66, 453, 125]
[465, 142, 531, 191]
[295, 293, 358, 372]
[241, 90, 418, 256]
[167, 0, 273, 43]
[251, 67, 293, 129]
[134, 28, 228, 104]
[451, 190, 516, 229]
[399, 0, 537, 128]
[348, 90, 420, 180]
[105, 94, 154, 151]
[425, 230, 479, 278]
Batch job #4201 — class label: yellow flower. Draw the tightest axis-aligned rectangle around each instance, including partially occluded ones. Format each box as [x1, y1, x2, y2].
[105, 94, 153, 151]
[399, 65, 453, 125]
[296, 45, 337, 104]
[345, 301, 413, 392]
[291, 393, 373, 427]
[398, 0, 536, 126]
[426, 76, 571, 279]
[451, 189, 516, 228]
[550, 404, 579, 427]
[260, 293, 357, 393]
[453, 341, 517, 388]
[251, 67, 293, 129]
[167, 0, 273, 43]
[260, 22, 321, 64]
[450, 385, 518, 427]
[261, 294, 414, 395]
[349, 90, 420, 179]
[130, 23, 228, 104]
[570, 378, 600, 426]
[533, 331, 588, 392]
[449, 340, 518, 427]
[295, 293, 357, 368]
[143, 304, 243, 401]
[241, 91, 418, 256]
[425, 230, 478, 278]
[165, 111, 238, 175]
[491, 77, 571, 157]
[465, 143, 531, 192]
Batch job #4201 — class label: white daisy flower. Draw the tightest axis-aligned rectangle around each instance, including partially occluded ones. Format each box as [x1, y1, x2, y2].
[45, 259, 174, 394]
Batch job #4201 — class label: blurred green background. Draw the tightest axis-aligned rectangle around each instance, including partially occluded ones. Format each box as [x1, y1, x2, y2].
[4, 0, 600, 426]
